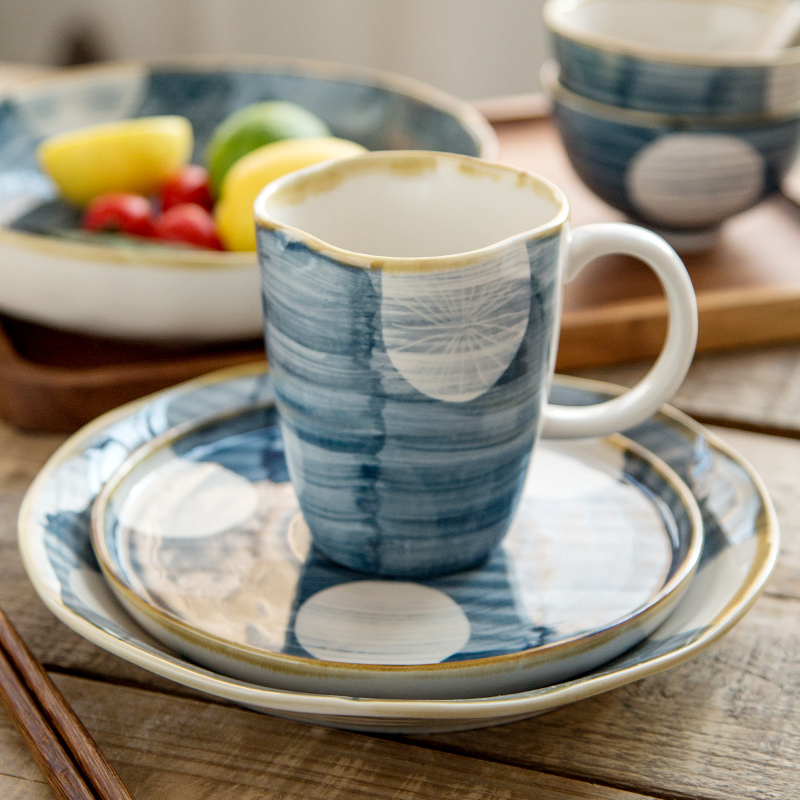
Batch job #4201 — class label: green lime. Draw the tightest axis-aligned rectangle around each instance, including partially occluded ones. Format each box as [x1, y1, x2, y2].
[205, 101, 330, 194]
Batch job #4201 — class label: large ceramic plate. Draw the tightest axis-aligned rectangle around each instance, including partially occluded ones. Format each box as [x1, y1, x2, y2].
[89, 400, 702, 699]
[0, 57, 497, 342]
[18, 365, 778, 733]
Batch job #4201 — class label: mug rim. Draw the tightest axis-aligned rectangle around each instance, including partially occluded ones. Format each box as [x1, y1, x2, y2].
[253, 150, 570, 272]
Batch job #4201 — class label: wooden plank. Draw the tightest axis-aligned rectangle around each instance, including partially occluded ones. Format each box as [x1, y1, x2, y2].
[473, 93, 552, 123]
[0, 674, 654, 800]
[0, 774, 53, 800]
[411, 592, 800, 800]
[572, 347, 800, 437]
[0, 729, 56, 798]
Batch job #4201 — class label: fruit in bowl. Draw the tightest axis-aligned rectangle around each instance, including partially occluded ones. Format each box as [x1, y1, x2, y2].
[214, 136, 367, 251]
[37, 115, 194, 205]
[0, 57, 497, 342]
[205, 100, 332, 193]
[36, 101, 362, 253]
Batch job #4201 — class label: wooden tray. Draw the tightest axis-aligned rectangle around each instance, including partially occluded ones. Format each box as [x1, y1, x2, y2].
[4, 103, 800, 432]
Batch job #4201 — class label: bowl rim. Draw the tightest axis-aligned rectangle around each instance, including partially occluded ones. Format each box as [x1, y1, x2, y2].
[0, 54, 499, 271]
[543, 0, 800, 67]
[541, 59, 800, 125]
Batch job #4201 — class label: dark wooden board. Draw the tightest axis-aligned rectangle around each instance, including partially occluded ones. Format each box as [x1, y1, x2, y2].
[0, 315, 264, 432]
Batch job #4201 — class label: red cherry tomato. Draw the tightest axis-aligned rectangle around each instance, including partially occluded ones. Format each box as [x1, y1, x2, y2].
[152, 203, 224, 250]
[159, 164, 214, 212]
[81, 193, 154, 237]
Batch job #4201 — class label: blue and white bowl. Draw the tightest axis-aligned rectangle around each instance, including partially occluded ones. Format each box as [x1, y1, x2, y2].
[543, 61, 800, 243]
[544, 0, 800, 116]
[0, 57, 497, 342]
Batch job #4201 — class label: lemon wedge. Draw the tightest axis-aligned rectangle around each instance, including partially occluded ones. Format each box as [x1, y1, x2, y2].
[214, 136, 367, 252]
[37, 116, 193, 205]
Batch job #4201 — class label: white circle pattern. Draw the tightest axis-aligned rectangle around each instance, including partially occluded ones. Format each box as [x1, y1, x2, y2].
[381, 244, 531, 402]
[294, 581, 471, 665]
[626, 133, 765, 228]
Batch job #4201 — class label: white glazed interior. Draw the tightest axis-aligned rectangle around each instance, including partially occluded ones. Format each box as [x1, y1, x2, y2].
[546, 0, 790, 57]
[257, 153, 566, 260]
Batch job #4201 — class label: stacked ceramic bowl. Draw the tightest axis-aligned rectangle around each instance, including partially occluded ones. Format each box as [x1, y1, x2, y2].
[542, 0, 800, 250]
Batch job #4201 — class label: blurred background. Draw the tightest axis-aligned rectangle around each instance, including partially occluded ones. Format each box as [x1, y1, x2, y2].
[0, 0, 549, 101]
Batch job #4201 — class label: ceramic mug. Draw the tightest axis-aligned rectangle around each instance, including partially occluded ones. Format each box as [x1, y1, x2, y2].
[254, 151, 698, 578]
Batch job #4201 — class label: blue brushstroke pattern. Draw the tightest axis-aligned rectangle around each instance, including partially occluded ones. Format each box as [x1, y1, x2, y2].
[553, 35, 772, 115]
[258, 232, 561, 577]
[552, 99, 800, 228]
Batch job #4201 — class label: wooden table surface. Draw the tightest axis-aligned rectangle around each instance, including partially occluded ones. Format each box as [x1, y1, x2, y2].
[2, 66, 800, 800]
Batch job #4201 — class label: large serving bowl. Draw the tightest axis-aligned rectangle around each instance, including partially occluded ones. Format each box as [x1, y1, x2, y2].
[543, 61, 800, 246]
[544, 0, 800, 115]
[0, 57, 497, 342]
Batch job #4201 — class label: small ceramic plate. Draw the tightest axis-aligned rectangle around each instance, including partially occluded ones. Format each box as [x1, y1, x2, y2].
[18, 366, 778, 733]
[89, 402, 702, 699]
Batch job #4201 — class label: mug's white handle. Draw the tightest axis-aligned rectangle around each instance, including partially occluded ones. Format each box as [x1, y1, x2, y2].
[541, 223, 698, 439]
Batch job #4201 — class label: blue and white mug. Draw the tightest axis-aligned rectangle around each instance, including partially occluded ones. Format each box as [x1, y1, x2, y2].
[254, 151, 698, 578]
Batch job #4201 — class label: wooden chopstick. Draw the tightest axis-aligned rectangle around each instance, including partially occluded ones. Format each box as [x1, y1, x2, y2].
[0, 607, 135, 800]
[0, 645, 96, 800]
